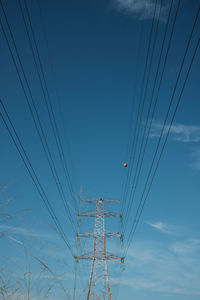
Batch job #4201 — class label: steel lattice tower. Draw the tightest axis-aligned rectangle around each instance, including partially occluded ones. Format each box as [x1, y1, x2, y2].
[87, 198, 110, 299]
[76, 198, 124, 300]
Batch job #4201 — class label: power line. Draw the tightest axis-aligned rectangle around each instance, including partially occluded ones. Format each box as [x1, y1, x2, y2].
[0, 98, 74, 255]
[123, 8, 200, 257]
[18, 2, 94, 291]
[120, 10, 145, 218]
[35, 0, 78, 197]
[0, 1, 77, 232]
[123, 0, 164, 227]
[123, 0, 177, 231]
[19, 0, 78, 211]
[121, 0, 159, 215]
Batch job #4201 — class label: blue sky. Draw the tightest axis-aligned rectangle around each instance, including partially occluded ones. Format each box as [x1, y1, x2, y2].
[0, 0, 200, 299]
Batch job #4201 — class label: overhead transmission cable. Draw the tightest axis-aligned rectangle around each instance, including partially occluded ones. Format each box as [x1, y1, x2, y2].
[121, 0, 159, 215]
[123, 0, 164, 227]
[18, 0, 78, 219]
[124, 6, 200, 254]
[0, 1, 77, 233]
[123, 8, 200, 257]
[123, 0, 176, 230]
[73, 199, 92, 297]
[18, 0, 78, 211]
[20, 0, 90, 285]
[35, 0, 77, 197]
[0, 99, 74, 255]
[119, 3, 164, 292]
[120, 11, 145, 216]
[23, 2, 90, 289]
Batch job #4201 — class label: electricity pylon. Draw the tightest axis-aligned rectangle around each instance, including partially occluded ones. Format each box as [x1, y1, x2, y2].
[75, 198, 124, 300]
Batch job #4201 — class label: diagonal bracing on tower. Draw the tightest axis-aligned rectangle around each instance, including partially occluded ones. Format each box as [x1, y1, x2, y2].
[75, 198, 124, 300]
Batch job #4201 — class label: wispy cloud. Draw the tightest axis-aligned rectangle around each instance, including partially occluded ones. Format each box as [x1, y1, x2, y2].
[0, 224, 57, 240]
[150, 122, 200, 170]
[151, 122, 200, 142]
[115, 236, 200, 296]
[147, 221, 178, 235]
[113, 0, 168, 21]
[170, 239, 200, 255]
[191, 148, 200, 169]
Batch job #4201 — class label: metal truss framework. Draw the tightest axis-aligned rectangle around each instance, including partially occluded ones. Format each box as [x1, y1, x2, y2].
[76, 198, 123, 300]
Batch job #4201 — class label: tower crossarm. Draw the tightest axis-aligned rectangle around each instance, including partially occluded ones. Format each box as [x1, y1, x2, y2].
[75, 253, 124, 262]
[77, 232, 122, 238]
[80, 198, 120, 203]
[78, 211, 121, 217]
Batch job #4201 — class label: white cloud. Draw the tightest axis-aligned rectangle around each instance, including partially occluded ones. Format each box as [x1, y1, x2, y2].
[147, 221, 177, 235]
[0, 224, 57, 240]
[151, 122, 200, 142]
[115, 237, 200, 296]
[113, 0, 168, 21]
[150, 122, 200, 170]
[170, 239, 200, 255]
[191, 148, 200, 169]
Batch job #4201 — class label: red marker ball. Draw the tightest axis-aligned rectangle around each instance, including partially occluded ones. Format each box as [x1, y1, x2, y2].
[123, 163, 127, 167]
